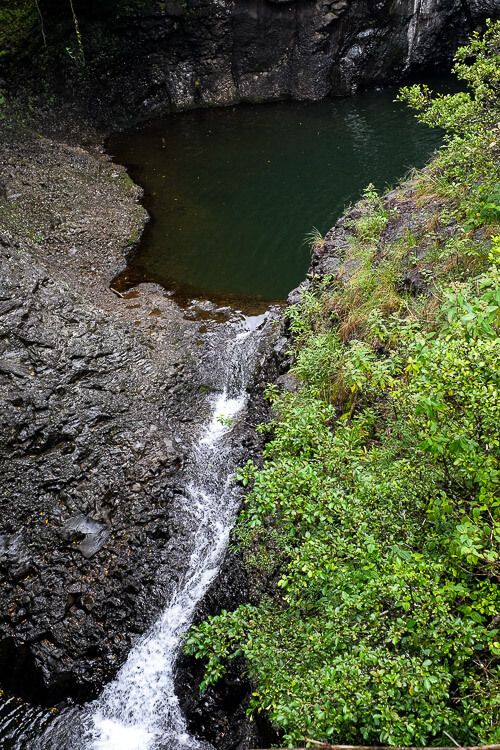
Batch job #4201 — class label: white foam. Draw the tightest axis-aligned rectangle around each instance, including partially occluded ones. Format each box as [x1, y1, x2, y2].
[91, 718, 155, 750]
[201, 391, 246, 446]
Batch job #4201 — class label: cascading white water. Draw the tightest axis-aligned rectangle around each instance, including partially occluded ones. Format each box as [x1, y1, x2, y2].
[405, 0, 422, 71]
[0, 311, 271, 750]
[84, 312, 269, 750]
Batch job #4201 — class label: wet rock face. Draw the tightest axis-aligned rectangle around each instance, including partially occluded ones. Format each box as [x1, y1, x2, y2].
[15, 0, 498, 125]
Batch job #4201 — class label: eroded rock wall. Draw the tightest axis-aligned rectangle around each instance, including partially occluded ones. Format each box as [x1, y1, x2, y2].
[0, 125, 208, 702]
[5, 0, 498, 125]
[10, 0, 492, 124]
[0, 123, 280, 709]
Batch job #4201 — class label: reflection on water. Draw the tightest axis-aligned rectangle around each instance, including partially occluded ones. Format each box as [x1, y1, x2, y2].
[109, 91, 441, 308]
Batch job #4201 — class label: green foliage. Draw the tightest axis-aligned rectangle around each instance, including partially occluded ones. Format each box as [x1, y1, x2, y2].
[284, 289, 325, 341]
[187, 257, 500, 747]
[472, 184, 500, 227]
[292, 332, 343, 399]
[0, 1, 37, 60]
[399, 20, 500, 224]
[351, 184, 390, 243]
[0, 0, 161, 70]
[185, 25, 500, 748]
[304, 227, 325, 252]
[216, 414, 234, 427]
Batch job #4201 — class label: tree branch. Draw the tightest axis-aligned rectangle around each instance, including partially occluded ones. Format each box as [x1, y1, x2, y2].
[34, 0, 47, 47]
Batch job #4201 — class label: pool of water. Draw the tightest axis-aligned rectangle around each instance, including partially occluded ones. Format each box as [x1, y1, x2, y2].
[108, 89, 441, 308]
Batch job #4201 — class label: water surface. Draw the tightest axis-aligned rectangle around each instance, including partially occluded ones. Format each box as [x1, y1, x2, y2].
[109, 91, 441, 307]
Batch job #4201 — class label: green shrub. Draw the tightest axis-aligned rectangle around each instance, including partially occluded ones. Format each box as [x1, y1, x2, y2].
[399, 20, 500, 222]
[0, 1, 37, 60]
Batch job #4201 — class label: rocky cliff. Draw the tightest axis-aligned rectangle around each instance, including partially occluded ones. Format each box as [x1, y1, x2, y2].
[0, 121, 279, 725]
[4, 0, 498, 125]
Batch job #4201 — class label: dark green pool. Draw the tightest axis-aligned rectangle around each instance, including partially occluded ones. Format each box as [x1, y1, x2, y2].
[109, 90, 441, 307]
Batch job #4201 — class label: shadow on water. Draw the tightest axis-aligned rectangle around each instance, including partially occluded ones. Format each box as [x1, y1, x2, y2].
[108, 88, 443, 312]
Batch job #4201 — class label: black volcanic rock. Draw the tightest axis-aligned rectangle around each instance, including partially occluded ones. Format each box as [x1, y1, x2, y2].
[4, 0, 499, 127]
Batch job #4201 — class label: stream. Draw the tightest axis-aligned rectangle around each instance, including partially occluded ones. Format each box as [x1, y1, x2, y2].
[1, 310, 274, 750]
[87, 312, 267, 750]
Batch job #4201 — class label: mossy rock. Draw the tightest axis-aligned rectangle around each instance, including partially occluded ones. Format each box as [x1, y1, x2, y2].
[0, 0, 37, 61]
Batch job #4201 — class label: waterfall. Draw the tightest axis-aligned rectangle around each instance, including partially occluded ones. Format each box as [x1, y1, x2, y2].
[85, 311, 269, 750]
[405, 0, 423, 71]
[0, 311, 272, 750]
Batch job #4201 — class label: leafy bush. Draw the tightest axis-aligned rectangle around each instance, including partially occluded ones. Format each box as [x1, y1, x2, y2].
[0, 1, 37, 60]
[187, 258, 500, 744]
[399, 20, 500, 219]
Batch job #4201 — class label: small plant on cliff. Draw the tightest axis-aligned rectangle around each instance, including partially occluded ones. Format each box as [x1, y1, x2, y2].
[304, 227, 325, 252]
[399, 19, 500, 221]
[352, 183, 390, 243]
